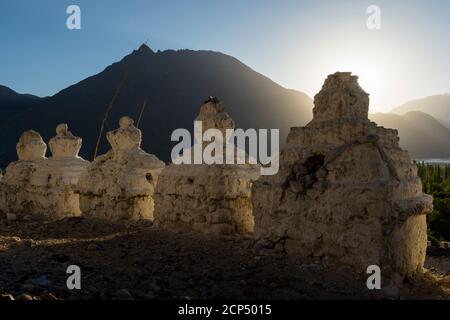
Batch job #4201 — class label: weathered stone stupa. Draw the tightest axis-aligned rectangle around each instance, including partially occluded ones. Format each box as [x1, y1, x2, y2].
[0, 130, 47, 219]
[154, 97, 260, 235]
[0, 125, 90, 220]
[252, 72, 433, 279]
[78, 116, 165, 221]
[30, 124, 90, 218]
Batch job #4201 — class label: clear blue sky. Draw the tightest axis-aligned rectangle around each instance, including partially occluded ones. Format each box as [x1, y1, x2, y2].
[0, 0, 449, 112]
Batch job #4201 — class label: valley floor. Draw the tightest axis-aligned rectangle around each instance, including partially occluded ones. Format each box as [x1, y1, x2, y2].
[0, 218, 449, 300]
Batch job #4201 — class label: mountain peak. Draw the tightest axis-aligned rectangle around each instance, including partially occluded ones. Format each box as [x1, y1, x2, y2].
[0, 85, 18, 96]
[137, 43, 155, 54]
[0, 45, 313, 166]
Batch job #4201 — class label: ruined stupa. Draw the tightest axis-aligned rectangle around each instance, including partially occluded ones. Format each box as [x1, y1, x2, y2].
[28, 124, 89, 218]
[252, 72, 433, 280]
[0, 131, 47, 219]
[154, 97, 260, 235]
[78, 116, 165, 221]
[0, 125, 90, 220]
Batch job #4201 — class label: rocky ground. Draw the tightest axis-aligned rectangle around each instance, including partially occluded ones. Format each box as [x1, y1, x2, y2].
[0, 217, 449, 300]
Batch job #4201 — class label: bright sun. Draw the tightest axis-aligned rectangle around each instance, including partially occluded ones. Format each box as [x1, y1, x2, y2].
[327, 60, 385, 113]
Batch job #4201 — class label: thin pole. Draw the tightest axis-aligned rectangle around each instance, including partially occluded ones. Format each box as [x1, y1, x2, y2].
[136, 98, 148, 129]
[92, 63, 135, 160]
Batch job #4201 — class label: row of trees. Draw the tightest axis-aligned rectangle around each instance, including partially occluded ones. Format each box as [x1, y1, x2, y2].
[416, 162, 450, 244]
[417, 163, 450, 194]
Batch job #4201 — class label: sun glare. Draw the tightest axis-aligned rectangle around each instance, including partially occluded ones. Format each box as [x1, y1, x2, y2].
[329, 60, 385, 113]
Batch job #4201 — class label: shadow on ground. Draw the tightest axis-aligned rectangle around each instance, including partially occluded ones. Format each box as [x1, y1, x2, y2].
[0, 218, 448, 300]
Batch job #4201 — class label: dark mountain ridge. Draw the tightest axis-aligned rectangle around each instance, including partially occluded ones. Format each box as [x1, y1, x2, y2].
[0, 44, 313, 166]
[0, 85, 44, 124]
[3, 44, 448, 166]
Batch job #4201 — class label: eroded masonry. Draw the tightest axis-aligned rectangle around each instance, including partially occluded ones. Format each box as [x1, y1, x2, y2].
[78, 117, 165, 221]
[0, 124, 89, 219]
[0, 73, 434, 282]
[154, 97, 260, 235]
[252, 72, 433, 278]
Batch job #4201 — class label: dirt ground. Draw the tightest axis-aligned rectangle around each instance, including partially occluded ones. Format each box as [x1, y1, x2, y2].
[0, 217, 449, 300]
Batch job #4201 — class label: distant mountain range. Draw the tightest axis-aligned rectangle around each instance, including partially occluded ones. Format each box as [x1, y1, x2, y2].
[391, 94, 450, 129]
[369, 111, 450, 159]
[0, 85, 43, 124]
[0, 44, 448, 166]
[0, 44, 313, 166]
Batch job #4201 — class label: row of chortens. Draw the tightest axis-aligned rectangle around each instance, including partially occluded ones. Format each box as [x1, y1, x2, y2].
[0, 72, 433, 282]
